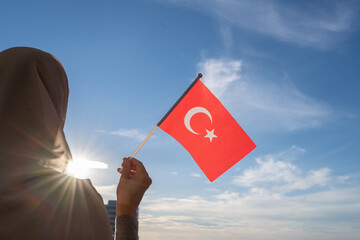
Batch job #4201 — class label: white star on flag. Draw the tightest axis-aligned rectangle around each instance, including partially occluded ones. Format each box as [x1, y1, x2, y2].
[204, 129, 217, 142]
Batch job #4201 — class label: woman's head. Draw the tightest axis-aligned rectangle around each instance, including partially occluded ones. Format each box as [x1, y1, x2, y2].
[0, 47, 71, 172]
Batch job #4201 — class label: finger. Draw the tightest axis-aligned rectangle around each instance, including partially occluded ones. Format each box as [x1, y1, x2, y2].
[120, 157, 129, 168]
[129, 159, 137, 172]
[131, 158, 149, 177]
[119, 157, 130, 173]
[121, 158, 131, 179]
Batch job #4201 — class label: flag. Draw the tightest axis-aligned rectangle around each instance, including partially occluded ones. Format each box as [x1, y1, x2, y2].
[157, 74, 256, 182]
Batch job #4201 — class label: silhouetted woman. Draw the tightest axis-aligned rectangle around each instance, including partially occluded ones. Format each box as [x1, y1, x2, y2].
[0, 47, 151, 240]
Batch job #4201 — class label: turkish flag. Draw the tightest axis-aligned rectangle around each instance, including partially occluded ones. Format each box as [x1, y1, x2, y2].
[158, 78, 256, 182]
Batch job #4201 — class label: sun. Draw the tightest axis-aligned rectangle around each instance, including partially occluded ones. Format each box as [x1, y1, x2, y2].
[66, 155, 108, 179]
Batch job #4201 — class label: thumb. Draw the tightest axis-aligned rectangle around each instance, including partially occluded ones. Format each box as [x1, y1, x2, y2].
[121, 158, 131, 179]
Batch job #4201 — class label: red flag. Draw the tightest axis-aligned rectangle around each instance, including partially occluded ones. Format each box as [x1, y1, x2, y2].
[158, 75, 256, 182]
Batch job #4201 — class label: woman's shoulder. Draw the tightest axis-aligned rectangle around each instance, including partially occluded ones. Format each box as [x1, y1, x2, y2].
[0, 166, 113, 240]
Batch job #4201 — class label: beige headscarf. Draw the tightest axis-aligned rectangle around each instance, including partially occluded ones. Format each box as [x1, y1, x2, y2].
[0, 47, 71, 172]
[0, 47, 113, 240]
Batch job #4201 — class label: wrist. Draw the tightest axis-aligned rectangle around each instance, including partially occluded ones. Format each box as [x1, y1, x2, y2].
[116, 203, 137, 218]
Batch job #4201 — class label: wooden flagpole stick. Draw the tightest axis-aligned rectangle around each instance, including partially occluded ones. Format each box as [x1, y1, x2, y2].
[130, 125, 159, 158]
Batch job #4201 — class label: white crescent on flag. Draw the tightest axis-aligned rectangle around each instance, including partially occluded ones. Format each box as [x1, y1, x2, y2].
[184, 106, 213, 135]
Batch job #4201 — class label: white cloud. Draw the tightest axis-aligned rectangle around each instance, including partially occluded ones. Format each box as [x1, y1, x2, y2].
[98, 128, 147, 140]
[162, 0, 356, 48]
[198, 58, 333, 131]
[198, 58, 241, 98]
[139, 147, 359, 240]
[232, 146, 338, 193]
[170, 171, 179, 175]
[94, 184, 117, 202]
[141, 187, 360, 240]
[337, 175, 350, 183]
[190, 173, 202, 178]
[215, 191, 239, 200]
[219, 23, 232, 52]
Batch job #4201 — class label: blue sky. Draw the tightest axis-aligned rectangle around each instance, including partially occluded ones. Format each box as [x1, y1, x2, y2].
[1, 0, 360, 239]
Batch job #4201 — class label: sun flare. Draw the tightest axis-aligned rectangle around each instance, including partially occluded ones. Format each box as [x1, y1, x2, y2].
[66, 156, 108, 179]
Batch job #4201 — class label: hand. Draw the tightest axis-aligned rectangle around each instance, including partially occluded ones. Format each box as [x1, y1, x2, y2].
[116, 157, 152, 217]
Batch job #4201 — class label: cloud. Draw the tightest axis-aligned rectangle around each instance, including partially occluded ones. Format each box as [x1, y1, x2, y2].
[232, 146, 341, 193]
[197, 58, 241, 98]
[98, 128, 147, 140]
[139, 147, 359, 240]
[141, 186, 360, 240]
[190, 173, 202, 178]
[94, 184, 117, 202]
[198, 58, 333, 131]
[219, 23, 232, 52]
[162, 0, 356, 48]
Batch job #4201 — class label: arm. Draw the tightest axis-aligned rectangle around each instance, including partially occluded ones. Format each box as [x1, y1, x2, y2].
[114, 157, 152, 240]
[114, 215, 138, 240]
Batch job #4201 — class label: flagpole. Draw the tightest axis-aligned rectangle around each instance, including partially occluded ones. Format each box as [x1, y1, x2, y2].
[130, 125, 158, 158]
[130, 73, 202, 158]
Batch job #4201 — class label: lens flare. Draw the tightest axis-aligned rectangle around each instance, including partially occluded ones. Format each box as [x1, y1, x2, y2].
[66, 156, 108, 179]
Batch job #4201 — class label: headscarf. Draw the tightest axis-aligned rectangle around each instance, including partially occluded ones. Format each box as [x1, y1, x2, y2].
[0, 47, 71, 173]
[0, 47, 113, 240]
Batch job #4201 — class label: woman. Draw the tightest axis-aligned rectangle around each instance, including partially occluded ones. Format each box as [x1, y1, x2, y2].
[0, 47, 151, 240]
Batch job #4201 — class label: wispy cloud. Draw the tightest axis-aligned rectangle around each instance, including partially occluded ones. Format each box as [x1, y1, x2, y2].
[94, 184, 117, 202]
[140, 147, 359, 240]
[190, 173, 202, 178]
[98, 128, 147, 140]
[198, 58, 333, 131]
[219, 23, 232, 52]
[197, 58, 241, 98]
[233, 146, 342, 193]
[162, 0, 356, 48]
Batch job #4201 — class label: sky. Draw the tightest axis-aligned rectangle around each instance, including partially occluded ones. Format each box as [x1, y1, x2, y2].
[1, 0, 360, 239]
